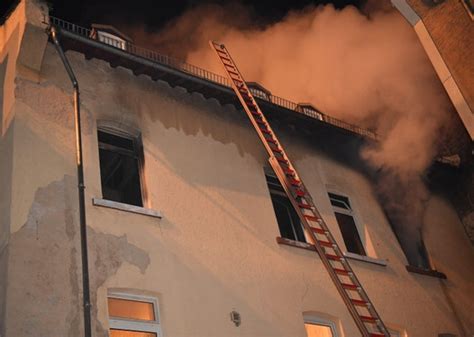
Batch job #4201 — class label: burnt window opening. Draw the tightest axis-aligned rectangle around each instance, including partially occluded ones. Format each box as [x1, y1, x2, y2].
[266, 172, 306, 243]
[329, 193, 366, 256]
[98, 129, 144, 207]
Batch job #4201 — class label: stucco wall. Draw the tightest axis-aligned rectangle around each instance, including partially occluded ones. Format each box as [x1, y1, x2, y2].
[3, 9, 474, 336]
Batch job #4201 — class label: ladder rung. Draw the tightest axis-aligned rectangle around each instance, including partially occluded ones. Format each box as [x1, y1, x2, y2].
[250, 110, 261, 117]
[295, 189, 305, 197]
[228, 70, 240, 77]
[369, 334, 386, 337]
[289, 179, 300, 187]
[216, 50, 228, 58]
[342, 283, 358, 290]
[304, 215, 319, 221]
[311, 227, 325, 234]
[271, 147, 282, 154]
[326, 254, 341, 261]
[284, 168, 295, 176]
[298, 203, 312, 209]
[255, 119, 266, 126]
[333, 268, 349, 276]
[360, 315, 377, 323]
[289, 178, 300, 185]
[351, 299, 368, 306]
[265, 137, 277, 144]
[277, 157, 288, 164]
[260, 128, 271, 135]
[318, 240, 333, 247]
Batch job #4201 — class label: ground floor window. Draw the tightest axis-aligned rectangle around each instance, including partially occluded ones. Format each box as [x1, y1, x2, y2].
[305, 322, 335, 337]
[108, 292, 161, 337]
[304, 315, 338, 337]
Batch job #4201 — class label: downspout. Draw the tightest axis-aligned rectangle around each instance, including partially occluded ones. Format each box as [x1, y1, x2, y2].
[49, 26, 92, 337]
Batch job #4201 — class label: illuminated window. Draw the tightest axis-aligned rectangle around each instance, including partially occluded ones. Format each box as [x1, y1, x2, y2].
[328, 192, 366, 256]
[108, 293, 161, 337]
[304, 316, 337, 337]
[266, 172, 306, 243]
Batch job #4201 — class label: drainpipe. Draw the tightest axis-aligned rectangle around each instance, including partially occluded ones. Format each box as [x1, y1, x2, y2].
[49, 26, 92, 337]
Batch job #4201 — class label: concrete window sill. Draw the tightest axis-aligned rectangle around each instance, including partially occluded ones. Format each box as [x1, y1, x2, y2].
[343, 252, 387, 267]
[92, 198, 162, 219]
[406, 265, 447, 279]
[276, 237, 387, 267]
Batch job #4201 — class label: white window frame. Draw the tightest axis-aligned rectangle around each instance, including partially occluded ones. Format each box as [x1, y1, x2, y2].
[97, 31, 127, 50]
[108, 291, 162, 337]
[304, 316, 338, 337]
[328, 191, 367, 256]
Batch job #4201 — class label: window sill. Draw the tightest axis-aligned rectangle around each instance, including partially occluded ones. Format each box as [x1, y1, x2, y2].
[276, 237, 387, 267]
[92, 198, 162, 219]
[406, 265, 447, 279]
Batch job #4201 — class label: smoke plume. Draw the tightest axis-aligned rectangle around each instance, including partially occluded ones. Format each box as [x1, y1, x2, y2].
[125, 2, 452, 267]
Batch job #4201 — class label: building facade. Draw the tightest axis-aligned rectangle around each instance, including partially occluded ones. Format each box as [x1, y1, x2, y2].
[1, 1, 473, 337]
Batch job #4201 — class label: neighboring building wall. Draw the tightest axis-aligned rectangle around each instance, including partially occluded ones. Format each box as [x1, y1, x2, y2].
[0, 1, 48, 335]
[2, 2, 474, 337]
[392, 0, 474, 246]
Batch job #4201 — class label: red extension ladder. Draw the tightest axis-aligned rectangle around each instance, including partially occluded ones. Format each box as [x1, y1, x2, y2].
[210, 41, 390, 337]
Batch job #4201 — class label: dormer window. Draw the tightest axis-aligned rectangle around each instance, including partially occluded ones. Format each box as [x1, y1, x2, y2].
[296, 103, 324, 121]
[90, 24, 133, 51]
[97, 31, 126, 50]
[247, 82, 271, 101]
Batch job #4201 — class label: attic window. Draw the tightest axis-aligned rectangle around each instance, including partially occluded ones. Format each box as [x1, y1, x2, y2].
[296, 104, 324, 121]
[247, 82, 271, 101]
[98, 128, 145, 207]
[97, 31, 126, 50]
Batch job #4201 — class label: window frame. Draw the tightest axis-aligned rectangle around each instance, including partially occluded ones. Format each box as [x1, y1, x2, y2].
[107, 291, 162, 337]
[265, 170, 306, 243]
[97, 124, 148, 208]
[328, 191, 366, 256]
[304, 316, 338, 337]
[97, 30, 127, 50]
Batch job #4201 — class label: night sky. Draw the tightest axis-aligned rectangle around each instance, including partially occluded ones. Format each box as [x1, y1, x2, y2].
[2, 0, 365, 30]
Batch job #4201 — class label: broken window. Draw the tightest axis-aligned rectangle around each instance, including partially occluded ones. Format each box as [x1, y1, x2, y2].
[328, 192, 366, 256]
[266, 172, 306, 243]
[98, 128, 144, 207]
[108, 292, 161, 337]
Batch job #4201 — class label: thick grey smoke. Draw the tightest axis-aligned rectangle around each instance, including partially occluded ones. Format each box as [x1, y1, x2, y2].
[124, 3, 452, 267]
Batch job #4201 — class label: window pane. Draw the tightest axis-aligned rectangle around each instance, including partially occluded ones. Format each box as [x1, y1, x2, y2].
[98, 130, 135, 151]
[305, 323, 334, 337]
[269, 193, 306, 243]
[108, 297, 155, 321]
[110, 329, 157, 337]
[335, 212, 366, 256]
[328, 193, 351, 210]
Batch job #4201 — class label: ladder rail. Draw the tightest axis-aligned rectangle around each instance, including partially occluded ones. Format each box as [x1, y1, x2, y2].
[209, 41, 390, 337]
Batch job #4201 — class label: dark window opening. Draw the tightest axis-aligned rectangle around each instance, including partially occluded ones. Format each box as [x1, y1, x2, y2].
[98, 129, 143, 207]
[266, 173, 306, 243]
[334, 212, 366, 256]
[329, 193, 366, 256]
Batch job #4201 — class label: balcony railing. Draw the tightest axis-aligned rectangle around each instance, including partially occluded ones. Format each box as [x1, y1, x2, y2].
[49, 16, 378, 140]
